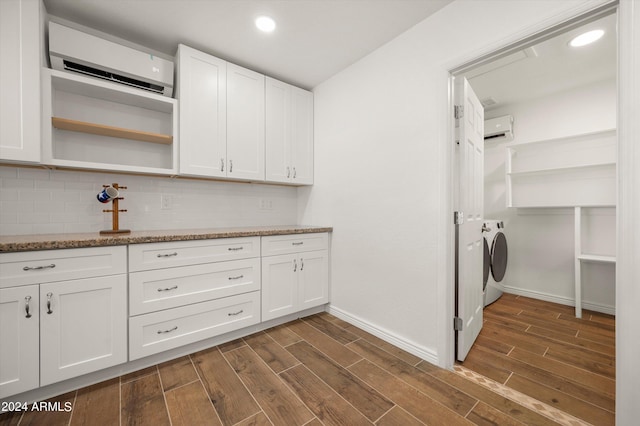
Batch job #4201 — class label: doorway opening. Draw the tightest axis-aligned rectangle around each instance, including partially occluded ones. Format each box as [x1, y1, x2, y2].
[450, 4, 617, 422]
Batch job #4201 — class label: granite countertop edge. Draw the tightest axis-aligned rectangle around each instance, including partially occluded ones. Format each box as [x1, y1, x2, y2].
[0, 226, 333, 253]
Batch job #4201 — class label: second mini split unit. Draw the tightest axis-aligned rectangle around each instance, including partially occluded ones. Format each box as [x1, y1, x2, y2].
[482, 219, 507, 306]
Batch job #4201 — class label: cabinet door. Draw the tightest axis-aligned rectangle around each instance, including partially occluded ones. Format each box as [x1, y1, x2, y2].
[227, 63, 265, 181]
[0, 285, 39, 398]
[298, 250, 329, 310]
[0, 0, 41, 163]
[262, 254, 298, 321]
[290, 87, 314, 185]
[40, 275, 127, 386]
[265, 77, 292, 183]
[177, 44, 227, 177]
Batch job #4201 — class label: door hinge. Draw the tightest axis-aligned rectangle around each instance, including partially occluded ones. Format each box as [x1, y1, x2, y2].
[454, 105, 464, 119]
[454, 317, 463, 331]
[454, 211, 464, 225]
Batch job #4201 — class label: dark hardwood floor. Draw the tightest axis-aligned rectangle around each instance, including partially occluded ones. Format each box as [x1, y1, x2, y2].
[0, 294, 615, 425]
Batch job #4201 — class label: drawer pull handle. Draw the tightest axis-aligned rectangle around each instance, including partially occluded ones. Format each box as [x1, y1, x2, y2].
[157, 285, 178, 292]
[228, 247, 244, 251]
[228, 275, 244, 280]
[46, 292, 53, 314]
[221, 158, 225, 172]
[229, 159, 233, 173]
[23, 263, 56, 271]
[293, 167, 297, 179]
[25, 296, 33, 318]
[300, 258, 304, 271]
[292, 242, 304, 246]
[228, 309, 244, 316]
[157, 252, 178, 258]
[286, 166, 291, 178]
[157, 326, 178, 334]
[293, 259, 297, 272]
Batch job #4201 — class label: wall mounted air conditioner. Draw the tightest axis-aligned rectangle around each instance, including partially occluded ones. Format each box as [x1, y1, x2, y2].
[48, 22, 174, 97]
[484, 115, 514, 142]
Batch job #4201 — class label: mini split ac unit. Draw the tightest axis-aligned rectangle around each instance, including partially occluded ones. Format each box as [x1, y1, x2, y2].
[48, 22, 174, 97]
[484, 115, 514, 142]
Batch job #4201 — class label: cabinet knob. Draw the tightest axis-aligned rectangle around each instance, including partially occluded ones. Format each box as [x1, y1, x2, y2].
[25, 296, 33, 318]
[46, 292, 53, 314]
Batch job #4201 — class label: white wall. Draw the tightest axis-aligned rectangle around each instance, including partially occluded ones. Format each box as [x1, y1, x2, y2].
[299, 0, 613, 363]
[483, 79, 616, 312]
[0, 166, 298, 235]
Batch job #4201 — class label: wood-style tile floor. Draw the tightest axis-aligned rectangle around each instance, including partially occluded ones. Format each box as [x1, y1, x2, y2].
[0, 294, 615, 426]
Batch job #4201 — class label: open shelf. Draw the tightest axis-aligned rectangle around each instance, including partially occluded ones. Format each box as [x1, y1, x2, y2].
[42, 68, 178, 175]
[507, 161, 615, 177]
[577, 254, 616, 263]
[52, 117, 173, 145]
[506, 128, 616, 208]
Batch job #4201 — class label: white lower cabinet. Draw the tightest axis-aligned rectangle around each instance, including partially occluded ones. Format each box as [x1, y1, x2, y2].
[0, 246, 127, 398]
[0, 285, 39, 398]
[129, 291, 260, 360]
[128, 236, 263, 360]
[0, 233, 329, 399]
[39, 275, 127, 386]
[261, 233, 329, 321]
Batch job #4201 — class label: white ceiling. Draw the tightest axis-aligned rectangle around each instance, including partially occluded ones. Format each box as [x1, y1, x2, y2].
[467, 12, 617, 111]
[43, 0, 453, 90]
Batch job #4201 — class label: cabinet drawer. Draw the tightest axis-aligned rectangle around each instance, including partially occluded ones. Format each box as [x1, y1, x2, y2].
[129, 291, 260, 360]
[261, 233, 328, 256]
[129, 258, 260, 315]
[129, 237, 260, 272]
[0, 246, 126, 288]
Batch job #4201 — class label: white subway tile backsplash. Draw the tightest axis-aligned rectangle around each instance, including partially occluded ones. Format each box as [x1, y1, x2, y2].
[0, 212, 17, 224]
[17, 168, 51, 180]
[0, 189, 18, 201]
[18, 212, 50, 224]
[18, 190, 53, 202]
[2, 178, 34, 189]
[33, 223, 65, 234]
[0, 166, 299, 236]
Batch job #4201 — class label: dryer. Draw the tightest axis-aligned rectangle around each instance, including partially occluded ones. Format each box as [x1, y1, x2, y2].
[482, 219, 507, 306]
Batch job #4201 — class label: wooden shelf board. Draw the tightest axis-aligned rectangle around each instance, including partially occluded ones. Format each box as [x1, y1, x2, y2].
[52, 117, 173, 145]
[577, 254, 616, 263]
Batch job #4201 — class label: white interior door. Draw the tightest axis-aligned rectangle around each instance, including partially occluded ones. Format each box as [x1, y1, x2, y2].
[455, 77, 484, 361]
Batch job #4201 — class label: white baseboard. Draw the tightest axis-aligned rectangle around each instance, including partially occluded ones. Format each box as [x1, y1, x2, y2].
[502, 286, 615, 316]
[327, 305, 439, 365]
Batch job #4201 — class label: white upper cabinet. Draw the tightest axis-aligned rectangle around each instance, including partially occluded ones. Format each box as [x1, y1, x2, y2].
[0, 0, 42, 164]
[176, 44, 227, 177]
[266, 77, 314, 185]
[177, 45, 265, 181]
[227, 63, 265, 181]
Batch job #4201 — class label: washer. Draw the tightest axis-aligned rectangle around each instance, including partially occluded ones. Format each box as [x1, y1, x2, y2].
[482, 219, 507, 306]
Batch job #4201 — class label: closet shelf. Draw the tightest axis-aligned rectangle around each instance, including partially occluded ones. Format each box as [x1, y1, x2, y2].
[577, 254, 616, 263]
[51, 117, 173, 145]
[508, 161, 616, 177]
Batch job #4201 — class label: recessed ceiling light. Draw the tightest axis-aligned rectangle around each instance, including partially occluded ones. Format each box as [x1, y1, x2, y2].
[255, 16, 276, 33]
[569, 29, 604, 47]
